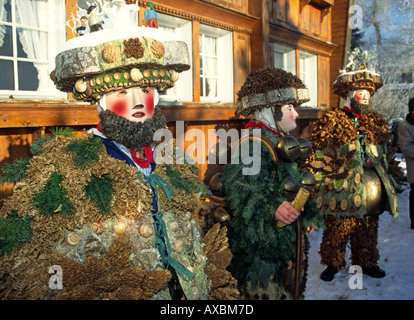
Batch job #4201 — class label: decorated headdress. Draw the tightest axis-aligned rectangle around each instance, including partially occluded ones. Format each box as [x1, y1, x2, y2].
[236, 67, 309, 116]
[333, 48, 383, 98]
[51, 2, 190, 102]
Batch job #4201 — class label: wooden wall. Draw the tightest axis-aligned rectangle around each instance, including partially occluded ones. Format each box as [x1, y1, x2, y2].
[0, 0, 351, 205]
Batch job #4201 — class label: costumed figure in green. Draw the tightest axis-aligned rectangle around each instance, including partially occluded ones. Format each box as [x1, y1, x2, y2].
[221, 67, 323, 300]
[0, 3, 238, 300]
[307, 49, 401, 281]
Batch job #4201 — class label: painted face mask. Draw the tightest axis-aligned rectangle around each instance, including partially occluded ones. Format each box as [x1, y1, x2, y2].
[277, 104, 299, 134]
[104, 87, 156, 123]
[353, 89, 370, 105]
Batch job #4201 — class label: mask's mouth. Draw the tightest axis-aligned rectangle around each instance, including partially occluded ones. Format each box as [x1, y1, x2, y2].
[132, 105, 145, 118]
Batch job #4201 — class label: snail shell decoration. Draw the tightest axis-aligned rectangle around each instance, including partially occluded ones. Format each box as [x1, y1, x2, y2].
[174, 240, 184, 253]
[66, 232, 81, 246]
[169, 69, 179, 82]
[130, 68, 144, 82]
[90, 222, 104, 235]
[139, 223, 153, 238]
[75, 78, 87, 93]
[169, 221, 179, 231]
[114, 221, 127, 234]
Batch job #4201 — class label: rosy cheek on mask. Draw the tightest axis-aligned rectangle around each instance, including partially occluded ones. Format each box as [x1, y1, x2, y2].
[109, 100, 129, 118]
[142, 91, 155, 115]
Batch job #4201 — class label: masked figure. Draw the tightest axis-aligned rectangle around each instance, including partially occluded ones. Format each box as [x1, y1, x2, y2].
[221, 67, 323, 300]
[307, 52, 401, 282]
[0, 3, 238, 300]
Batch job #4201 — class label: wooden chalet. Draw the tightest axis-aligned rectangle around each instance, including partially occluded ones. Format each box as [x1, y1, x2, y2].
[0, 0, 351, 204]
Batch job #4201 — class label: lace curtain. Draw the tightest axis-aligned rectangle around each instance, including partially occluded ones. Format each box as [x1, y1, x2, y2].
[0, 0, 49, 91]
[0, 0, 6, 47]
[203, 35, 217, 98]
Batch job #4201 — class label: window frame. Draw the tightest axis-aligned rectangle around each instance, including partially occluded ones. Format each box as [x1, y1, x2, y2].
[157, 12, 193, 104]
[273, 42, 319, 108]
[273, 43, 296, 75]
[0, 0, 66, 100]
[299, 50, 318, 107]
[199, 23, 233, 104]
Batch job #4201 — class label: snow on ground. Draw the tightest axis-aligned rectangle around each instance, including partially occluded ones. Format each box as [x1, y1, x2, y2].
[304, 157, 414, 300]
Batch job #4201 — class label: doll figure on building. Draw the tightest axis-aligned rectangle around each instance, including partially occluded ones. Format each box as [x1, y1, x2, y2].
[0, 3, 238, 300]
[88, 5, 104, 32]
[306, 49, 401, 282]
[76, 16, 88, 36]
[221, 67, 323, 300]
[144, 2, 158, 29]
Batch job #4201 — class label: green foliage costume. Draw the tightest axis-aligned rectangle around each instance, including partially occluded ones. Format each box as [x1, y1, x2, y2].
[221, 67, 323, 299]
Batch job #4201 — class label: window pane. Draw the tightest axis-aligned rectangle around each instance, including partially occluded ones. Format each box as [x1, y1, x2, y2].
[273, 43, 296, 75]
[17, 28, 48, 59]
[0, 59, 14, 90]
[205, 57, 218, 77]
[200, 76, 204, 96]
[0, 25, 12, 56]
[205, 78, 217, 98]
[204, 36, 216, 56]
[14, 0, 48, 28]
[18, 61, 38, 91]
[0, 0, 11, 23]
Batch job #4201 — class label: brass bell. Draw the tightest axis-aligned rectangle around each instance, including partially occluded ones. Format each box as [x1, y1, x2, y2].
[276, 136, 300, 162]
[301, 170, 316, 192]
[209, 172, 224, 197]
[364, 168, 386, 216]
[298, 138, 312, 161]
[213, 207, 230, 224]
[281, 176, 299, 201]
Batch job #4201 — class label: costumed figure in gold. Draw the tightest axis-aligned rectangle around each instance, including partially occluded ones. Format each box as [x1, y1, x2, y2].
[307, 49, 401, 281]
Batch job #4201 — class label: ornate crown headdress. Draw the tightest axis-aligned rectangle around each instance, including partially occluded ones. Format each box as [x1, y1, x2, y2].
[333, 48, 383, 98]
[51, 1, 190, 102]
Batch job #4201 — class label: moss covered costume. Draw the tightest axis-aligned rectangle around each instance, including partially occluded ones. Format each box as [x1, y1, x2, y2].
[0, 4, 238, 300]
[0, 131, 238, 300]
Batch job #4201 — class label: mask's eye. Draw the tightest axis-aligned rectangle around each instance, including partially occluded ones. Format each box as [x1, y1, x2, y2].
[142, 88, 150, 94]
[117, 89, 128, 96]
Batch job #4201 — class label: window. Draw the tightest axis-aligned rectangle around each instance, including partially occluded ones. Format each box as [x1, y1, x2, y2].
[273, 43, 296, 75]
[273, 43, 318, 107]
[299, 50, 317, 107]
[0, 0, 65, 99]
[157, 13, 192, 104]
[199, 24, 233, 103]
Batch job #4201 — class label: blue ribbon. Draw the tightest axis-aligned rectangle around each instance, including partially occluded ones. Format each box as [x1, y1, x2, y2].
[152, 211, 195, 282]
[138, 171, 195, 282]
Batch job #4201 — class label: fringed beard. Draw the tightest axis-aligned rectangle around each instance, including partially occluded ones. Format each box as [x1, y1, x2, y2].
[98, 106, 167, 150]
[350, 97, 372, 114]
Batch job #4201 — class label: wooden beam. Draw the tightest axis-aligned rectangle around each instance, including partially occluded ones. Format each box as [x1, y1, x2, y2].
[65, 0, 78, 40]
[0, 104, 99, 128]
[269, 23, 336, 57]
[0, 103, 243, 128]
[192, 21, 201, 102]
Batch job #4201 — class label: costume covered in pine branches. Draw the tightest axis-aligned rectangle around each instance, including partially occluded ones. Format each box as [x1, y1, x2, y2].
[222, 67, 323, 299]
[306, 51, 401, 280]
[0, 3, 237, 300]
